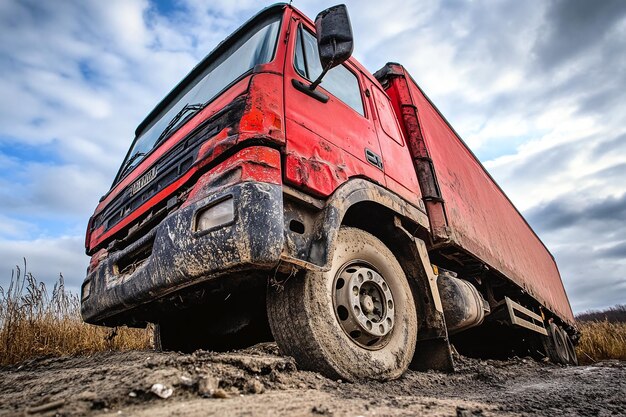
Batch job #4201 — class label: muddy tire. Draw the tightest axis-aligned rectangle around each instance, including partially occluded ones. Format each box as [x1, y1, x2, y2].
[267, 227, 417, 381]
[153, 324, 163, 351]
[546, 322, 569, 365]
[542, 327, 560, 363]
[562, 328, 578, 365]
[153, 322, 191, 352]
[154, 292, 272, 352]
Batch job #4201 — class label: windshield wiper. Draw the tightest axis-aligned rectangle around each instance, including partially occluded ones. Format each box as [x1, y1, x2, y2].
[119, 152, 147, 179]
[117, 103, 205, 183]
[155, 102, 206, 147]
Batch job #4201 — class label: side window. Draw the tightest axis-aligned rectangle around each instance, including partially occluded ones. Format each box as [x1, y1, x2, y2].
[372, 87, 404, 145]
[294, 26, 364, 116]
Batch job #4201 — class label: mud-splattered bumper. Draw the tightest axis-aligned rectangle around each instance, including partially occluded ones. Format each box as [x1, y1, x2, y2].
[81, 181, 284, 325]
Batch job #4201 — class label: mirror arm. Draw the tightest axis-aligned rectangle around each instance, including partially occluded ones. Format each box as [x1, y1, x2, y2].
[309, 62, 332, 91]
[309, 39, 337, 91]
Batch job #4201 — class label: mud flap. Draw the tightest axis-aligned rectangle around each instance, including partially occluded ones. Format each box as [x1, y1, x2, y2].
[411, 338, 454, 372]
[395, 218, 454, 372]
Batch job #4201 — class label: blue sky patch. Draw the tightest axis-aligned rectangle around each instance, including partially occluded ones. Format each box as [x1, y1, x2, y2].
[0, 139, 63, 166]
[151, 0, 182, 17]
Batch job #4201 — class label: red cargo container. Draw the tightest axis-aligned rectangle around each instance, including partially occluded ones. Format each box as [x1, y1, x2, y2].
[376, 63, 574, 325]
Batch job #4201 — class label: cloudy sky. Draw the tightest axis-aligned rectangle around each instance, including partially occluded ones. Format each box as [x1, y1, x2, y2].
[0, 0, 624, 313]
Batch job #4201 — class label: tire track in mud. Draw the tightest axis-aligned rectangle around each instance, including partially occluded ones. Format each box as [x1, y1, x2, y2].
[0, 343, 624, 416]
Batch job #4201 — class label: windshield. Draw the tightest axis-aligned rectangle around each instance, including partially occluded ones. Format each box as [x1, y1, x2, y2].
[115, 14, 282, 183]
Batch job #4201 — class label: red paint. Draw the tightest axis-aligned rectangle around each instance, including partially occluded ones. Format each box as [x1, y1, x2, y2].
[382, 64, 574, 324]
[89, 51, 289, 250]
[280, 10, 423, 206]
[238, 73, 285, 144]
[368, 82, 423, 207]
[282, 13, 383, 198]
[88, 72, 287, 249]
[87, 76, 287, 249]
[89, 145, 282, 249]
[90, 161, 198, 249]
[183, 146, 282, 208]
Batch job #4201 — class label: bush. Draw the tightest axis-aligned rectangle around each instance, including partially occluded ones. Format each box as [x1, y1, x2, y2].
[576, 320, 626, 364]
[0, 260, 151, 366]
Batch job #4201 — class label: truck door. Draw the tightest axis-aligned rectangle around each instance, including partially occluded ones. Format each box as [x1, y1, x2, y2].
[369, 84, 423, 207]
[283, 19, 384, 197]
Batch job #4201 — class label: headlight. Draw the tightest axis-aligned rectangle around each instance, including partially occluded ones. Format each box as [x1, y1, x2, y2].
[195, 197, 235, 232]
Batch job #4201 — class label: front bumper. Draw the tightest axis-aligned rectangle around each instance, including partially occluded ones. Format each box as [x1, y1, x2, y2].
[81, 181, 284, 325]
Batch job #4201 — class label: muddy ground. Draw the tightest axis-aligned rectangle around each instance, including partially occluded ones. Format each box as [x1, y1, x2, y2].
[1, 343, 624, 417]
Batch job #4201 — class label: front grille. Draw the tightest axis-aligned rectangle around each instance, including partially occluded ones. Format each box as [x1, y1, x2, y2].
[92, 96, 246, 250]
[114, 234, 155, 276]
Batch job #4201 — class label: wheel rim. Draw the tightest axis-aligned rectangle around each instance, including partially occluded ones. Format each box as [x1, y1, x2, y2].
[333, 261, 395, 349]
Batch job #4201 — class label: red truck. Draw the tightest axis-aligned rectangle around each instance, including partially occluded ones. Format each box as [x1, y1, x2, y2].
[81, 3, 579, 380]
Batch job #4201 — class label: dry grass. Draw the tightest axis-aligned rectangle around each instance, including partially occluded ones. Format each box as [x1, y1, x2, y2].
[576, 320, 626, 364]
[0, 261, 151, 366]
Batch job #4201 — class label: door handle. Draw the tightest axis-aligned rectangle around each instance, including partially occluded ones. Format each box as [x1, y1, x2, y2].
[365, 149, 383, 170]
[291, 79, 329, 103]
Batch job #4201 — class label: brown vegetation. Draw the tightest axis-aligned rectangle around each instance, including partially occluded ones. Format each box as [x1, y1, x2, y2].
[575, 304, 626, 364]
[0, 261, 150, 366]
[576, 320, 626, 364]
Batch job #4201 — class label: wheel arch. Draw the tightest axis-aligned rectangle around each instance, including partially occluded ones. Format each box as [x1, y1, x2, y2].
[284, 178, 455, 372]
[309, 179, 430, 267]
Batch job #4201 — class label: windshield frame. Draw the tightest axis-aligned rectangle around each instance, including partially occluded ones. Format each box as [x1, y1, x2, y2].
[111, 4, 286, 187]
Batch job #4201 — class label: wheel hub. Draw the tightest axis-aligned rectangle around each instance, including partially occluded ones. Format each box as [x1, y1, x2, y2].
[361, 294, 375, 314]
[333, 263, 395, 349]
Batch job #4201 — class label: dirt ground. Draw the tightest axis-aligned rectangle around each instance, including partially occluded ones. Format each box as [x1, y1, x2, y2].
[1, 343, 624, 417]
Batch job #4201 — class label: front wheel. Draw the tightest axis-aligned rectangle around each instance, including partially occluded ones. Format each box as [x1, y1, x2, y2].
[153, 291, 271, 352]
[267, 227, 418, 381]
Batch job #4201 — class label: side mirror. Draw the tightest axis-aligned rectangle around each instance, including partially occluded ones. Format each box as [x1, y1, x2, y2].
[309, 4, 354, 90]
[316, 4, 353, 70]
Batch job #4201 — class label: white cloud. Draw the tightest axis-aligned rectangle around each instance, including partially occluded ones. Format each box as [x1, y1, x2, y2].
[0, 236, 87, 293]
[0, 215, 36, 239]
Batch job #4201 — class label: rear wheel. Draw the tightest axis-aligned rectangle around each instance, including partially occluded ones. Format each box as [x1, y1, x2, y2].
[545, 322, 569, 364]
[562, 328, 578, 365]
[267, 227, 418, 381]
